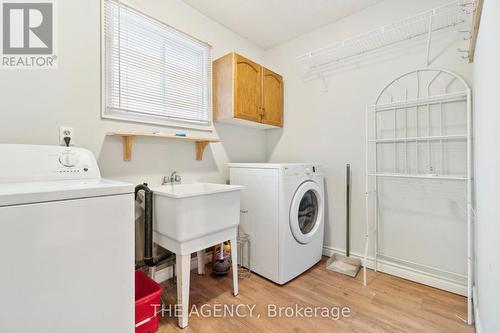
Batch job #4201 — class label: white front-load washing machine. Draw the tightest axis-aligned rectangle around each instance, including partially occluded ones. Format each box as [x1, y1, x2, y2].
[229, 163, 324, 284]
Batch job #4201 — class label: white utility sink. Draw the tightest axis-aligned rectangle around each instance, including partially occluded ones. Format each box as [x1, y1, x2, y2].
[150, 182, 244, 328]
[151, 182, 244, 251]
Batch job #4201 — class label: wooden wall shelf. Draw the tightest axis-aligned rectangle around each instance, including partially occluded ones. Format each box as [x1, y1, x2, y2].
[468, 0, 483, 63]
[107, 132, 219, 161]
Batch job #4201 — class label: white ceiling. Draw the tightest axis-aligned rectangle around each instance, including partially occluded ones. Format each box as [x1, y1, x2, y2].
[182, 0, 383, 49]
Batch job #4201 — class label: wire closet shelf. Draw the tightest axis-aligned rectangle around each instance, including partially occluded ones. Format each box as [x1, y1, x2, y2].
[296, 1, 472, 81]
[363, 68, 473, 325]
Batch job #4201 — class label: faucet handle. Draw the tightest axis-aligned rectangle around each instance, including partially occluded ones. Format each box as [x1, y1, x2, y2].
[174, 174, 182, 183]
[162, 176, 170, 184]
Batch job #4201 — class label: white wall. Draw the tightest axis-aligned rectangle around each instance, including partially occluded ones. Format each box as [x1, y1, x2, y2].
[473, 0, 500, 331]
[264, 0, 473, 290]
[0, 0, 487, 300]
[0, 0, 267, 187]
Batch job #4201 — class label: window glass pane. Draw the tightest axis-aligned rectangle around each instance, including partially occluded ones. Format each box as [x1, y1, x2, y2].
[103, 0, 211, 127]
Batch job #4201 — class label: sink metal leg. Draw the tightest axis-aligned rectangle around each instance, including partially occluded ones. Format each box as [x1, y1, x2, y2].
[196, 250, 205, 275]
[176, 254, 191, 328]
[148, 243, 158, 279]
[230, 238, 238, 296]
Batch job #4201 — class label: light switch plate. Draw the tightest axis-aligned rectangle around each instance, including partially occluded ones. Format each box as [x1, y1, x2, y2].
[59, 126, 74, 146]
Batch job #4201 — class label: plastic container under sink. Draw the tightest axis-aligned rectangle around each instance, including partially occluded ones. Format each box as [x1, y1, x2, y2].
[135, 270, 164, 333]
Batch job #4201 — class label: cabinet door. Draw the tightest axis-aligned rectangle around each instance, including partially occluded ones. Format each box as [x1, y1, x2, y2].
[234, 54, 262, 123]
[262, 67, 283, 127]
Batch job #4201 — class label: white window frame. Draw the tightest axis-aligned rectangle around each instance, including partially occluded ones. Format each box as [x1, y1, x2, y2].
[100, 0, 213, 131]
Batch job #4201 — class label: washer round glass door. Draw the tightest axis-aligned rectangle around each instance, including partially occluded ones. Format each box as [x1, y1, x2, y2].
[289, 181, 323, 244]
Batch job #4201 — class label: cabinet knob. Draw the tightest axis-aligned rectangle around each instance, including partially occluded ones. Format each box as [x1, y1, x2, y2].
[258, 106, 265, 117]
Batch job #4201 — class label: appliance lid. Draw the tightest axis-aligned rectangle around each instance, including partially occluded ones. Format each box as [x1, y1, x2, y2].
[0, 178, 134, 207]
[0, 144, 133, 206]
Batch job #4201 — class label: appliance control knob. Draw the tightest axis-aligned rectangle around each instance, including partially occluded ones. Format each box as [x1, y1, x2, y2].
[305, 167, 312, 175]
[59, 151, 78, 167]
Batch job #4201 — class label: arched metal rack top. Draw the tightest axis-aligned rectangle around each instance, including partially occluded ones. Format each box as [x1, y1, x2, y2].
[374, 68, 470, 106]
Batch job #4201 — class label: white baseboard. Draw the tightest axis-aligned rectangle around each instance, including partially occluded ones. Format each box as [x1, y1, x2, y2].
[154, 247, 467, 296]
[153, 252, 213, 284]
[322, 246, 467, 296]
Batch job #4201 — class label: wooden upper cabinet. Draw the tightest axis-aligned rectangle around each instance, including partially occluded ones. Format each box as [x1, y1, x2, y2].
[262, 68, 283, 127]
[234, 54, 262, 123]
[213, 52, 283, 129]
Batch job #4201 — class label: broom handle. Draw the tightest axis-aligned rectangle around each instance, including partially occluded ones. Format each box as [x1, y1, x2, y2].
[346, 164, 351, 257]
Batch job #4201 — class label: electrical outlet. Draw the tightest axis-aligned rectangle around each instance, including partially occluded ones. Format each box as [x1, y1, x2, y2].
[59, 126, 74, 146]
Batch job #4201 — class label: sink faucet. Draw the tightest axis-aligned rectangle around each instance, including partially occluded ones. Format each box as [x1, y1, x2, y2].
[162, 171, 182, 185]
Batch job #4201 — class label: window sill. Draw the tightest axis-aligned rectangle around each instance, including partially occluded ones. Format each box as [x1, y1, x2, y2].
[102, 109, 214, 133]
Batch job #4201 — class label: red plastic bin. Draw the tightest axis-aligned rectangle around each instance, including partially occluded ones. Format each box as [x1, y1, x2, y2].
[135, 270, 164, 333]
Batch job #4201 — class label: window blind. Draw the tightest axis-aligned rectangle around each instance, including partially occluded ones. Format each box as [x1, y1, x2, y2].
[103, 0, 212, 127]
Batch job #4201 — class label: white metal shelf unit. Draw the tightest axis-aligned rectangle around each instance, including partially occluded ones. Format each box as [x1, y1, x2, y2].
[363, 69, 473, 324]
[296, 1, 472, 81]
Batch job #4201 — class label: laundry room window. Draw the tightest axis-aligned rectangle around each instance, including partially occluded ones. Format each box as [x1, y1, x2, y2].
[102, 0, 212, 130]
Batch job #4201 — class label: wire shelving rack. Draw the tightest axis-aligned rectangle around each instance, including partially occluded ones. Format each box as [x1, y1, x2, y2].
[364, 68, 473, 325]
[296, 1, 472, 82]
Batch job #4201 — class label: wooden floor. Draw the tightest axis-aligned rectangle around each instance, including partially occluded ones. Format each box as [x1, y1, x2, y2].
[158, 257, 474, 333]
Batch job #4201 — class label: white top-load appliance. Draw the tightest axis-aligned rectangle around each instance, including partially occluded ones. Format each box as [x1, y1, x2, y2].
[229, 163, 325, 284]
[0, 144, 134, 333]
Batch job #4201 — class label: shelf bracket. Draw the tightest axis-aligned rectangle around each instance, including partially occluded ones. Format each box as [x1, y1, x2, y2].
[318, 73, 329, 93]
[123, 136, 133, 161]
[425, 11, 435, 66]
[195, 141, 209, 161]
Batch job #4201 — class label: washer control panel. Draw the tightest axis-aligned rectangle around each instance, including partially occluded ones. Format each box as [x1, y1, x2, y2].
[0, 144, 101, 183]
[53, 147, 98, 178]
[281, 164, 322, 182]
[59, 150, 79, 167]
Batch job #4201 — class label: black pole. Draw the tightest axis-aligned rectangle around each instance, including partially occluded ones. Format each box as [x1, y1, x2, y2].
[346, 164, 351, 257]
